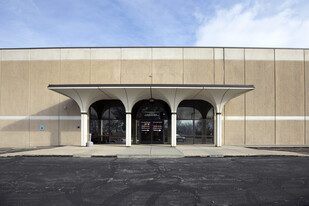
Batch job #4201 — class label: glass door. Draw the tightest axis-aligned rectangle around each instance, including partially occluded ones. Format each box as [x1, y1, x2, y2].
[152, 120, 163, 144]
[140, 120, 151, 143]
[140, 120, 164, 144]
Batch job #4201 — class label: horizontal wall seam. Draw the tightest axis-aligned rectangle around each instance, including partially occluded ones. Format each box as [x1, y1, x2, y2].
[0, 116, 81, 120]
[225, 116, 309, 120]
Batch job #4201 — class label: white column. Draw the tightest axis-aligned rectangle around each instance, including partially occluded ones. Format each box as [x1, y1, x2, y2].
[171, 113, 177, 147]
[81, 113, 88, 146]
[126, 113, 132, 147]
[216, 113, 222, 147]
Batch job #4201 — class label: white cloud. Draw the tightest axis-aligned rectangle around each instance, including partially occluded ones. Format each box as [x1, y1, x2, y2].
[195, 1, 309, 48]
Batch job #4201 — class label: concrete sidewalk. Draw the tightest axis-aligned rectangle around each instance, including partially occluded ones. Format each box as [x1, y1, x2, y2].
[0, 145, 308, 158]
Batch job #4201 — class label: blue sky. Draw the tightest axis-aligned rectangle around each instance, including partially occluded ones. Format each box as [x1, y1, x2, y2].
[0, 0, 309, 48]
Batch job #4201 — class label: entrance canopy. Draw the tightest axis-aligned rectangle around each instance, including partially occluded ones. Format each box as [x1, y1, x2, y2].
[48, 84, 254, 147]
[47, 84, 254, 114]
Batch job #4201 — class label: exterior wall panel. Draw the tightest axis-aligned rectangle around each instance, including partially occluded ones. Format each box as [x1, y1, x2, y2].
[30, 120, 59, 146]
[121, 60, 152, 84]
[29, 61, 60, 115]
[184, 60, 214, 84]
[152, 60, 183, 84]
[60, 60, 90, 84]
[214, 48, 224, 84]
[275, 50, 305, 144]
[245, 50, 275, 145]
[58, 98, 80, 146]
[305, 50, 308, 144]
[0, 120, 30, 147]
[224, 50, 245, 145]
[1, 61, 29, 116]
[91, 60, 120, 84]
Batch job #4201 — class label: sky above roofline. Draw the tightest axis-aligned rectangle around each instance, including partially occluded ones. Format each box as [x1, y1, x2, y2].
[0, 0, 309, 48]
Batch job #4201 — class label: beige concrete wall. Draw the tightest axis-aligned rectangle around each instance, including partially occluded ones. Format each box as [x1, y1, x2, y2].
[152, 60, 183, 84]
[0, 57, 30, 147]
[29, 120, 59, 146]
[245, 49, 275, 145]
[58, 98, 80, 146]
[152, 48, 183, 84]
[224, 49, 245, 145]
[1, 47, 309, 147]
[214, 48, 224, 84]
[1, 61, 30, 115]
[91, 60, 120, 84]
[184, 60, 214, 84]
[121, 60, 152, 84]
[0, 120, 30, 147]
[29, 59, 60, 146]
[305, 50, 309, 144]
[183, 48, 214, 84]
[275, 49, 305, 145]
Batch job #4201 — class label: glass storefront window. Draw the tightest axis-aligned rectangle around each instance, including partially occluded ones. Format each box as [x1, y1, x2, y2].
[90, 100, 125, 144]
[177, 100, 214, 144]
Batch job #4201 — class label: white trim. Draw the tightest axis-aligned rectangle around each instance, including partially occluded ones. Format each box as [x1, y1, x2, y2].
[224, 116, 308, 120]
[224, 48, 244, 60]
[275, 49, 304, 61]
[152, 48, 183, 60]
[60, 116, 81, 120]
[2, 50, 29, 61]
[122, 48, 152, 60]
[183, 48, 213, 60]
[91, 48, 121, 60]
[0, 116, 29, 120]
[61, 49, 90, 60]
[245, 49, 274, 61]
[30, 49, 60, 60]
[0, 116, 81, 120]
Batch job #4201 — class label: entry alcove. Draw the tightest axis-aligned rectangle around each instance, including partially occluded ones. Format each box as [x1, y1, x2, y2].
[132, 100, 171, 144]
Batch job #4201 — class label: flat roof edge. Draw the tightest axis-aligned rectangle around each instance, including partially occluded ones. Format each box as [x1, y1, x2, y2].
[1, 46, 309, 50]
[48, 84, 255, 89]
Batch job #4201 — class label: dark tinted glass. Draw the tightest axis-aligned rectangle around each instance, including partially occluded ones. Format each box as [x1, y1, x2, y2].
[177, 120, 193, 136]
[90, 100, 126, 144]
[177, 100, 214, 144]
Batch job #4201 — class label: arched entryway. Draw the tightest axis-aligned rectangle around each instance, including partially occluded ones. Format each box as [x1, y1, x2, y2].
[49, 84, 254, 146]
[177, 100, 214, 144]
[132, 99, 171, 144]
[89, 100, 126, 144]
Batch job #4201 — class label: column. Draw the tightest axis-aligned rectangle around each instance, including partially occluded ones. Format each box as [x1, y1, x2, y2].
[216, 113, 222, 147]
[126, 113, 132, 147]
[81, 113, 88, 146]
[171, 113, 177, 147]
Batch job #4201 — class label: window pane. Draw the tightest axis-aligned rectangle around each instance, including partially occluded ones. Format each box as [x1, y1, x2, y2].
[206, 108, 214, 119]
[109, 120, 126, 144]
[177, 120, 193, 136]
[177, 107, 194, 119]
[177, 120, 194, 144]
[110, 106, 125, 120]
[101, 105, 110, 119]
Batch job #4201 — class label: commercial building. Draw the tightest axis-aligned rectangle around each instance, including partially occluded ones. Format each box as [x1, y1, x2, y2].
[0, 47, 308, 148]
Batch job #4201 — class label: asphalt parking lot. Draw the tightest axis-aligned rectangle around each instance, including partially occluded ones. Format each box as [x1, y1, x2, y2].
[0, 156, 308, 205]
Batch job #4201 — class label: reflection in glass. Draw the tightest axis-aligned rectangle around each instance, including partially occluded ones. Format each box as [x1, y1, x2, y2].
[177, 100, 214, 144]
[90, 100, 126, 144]
[177, 120, 193, 136]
